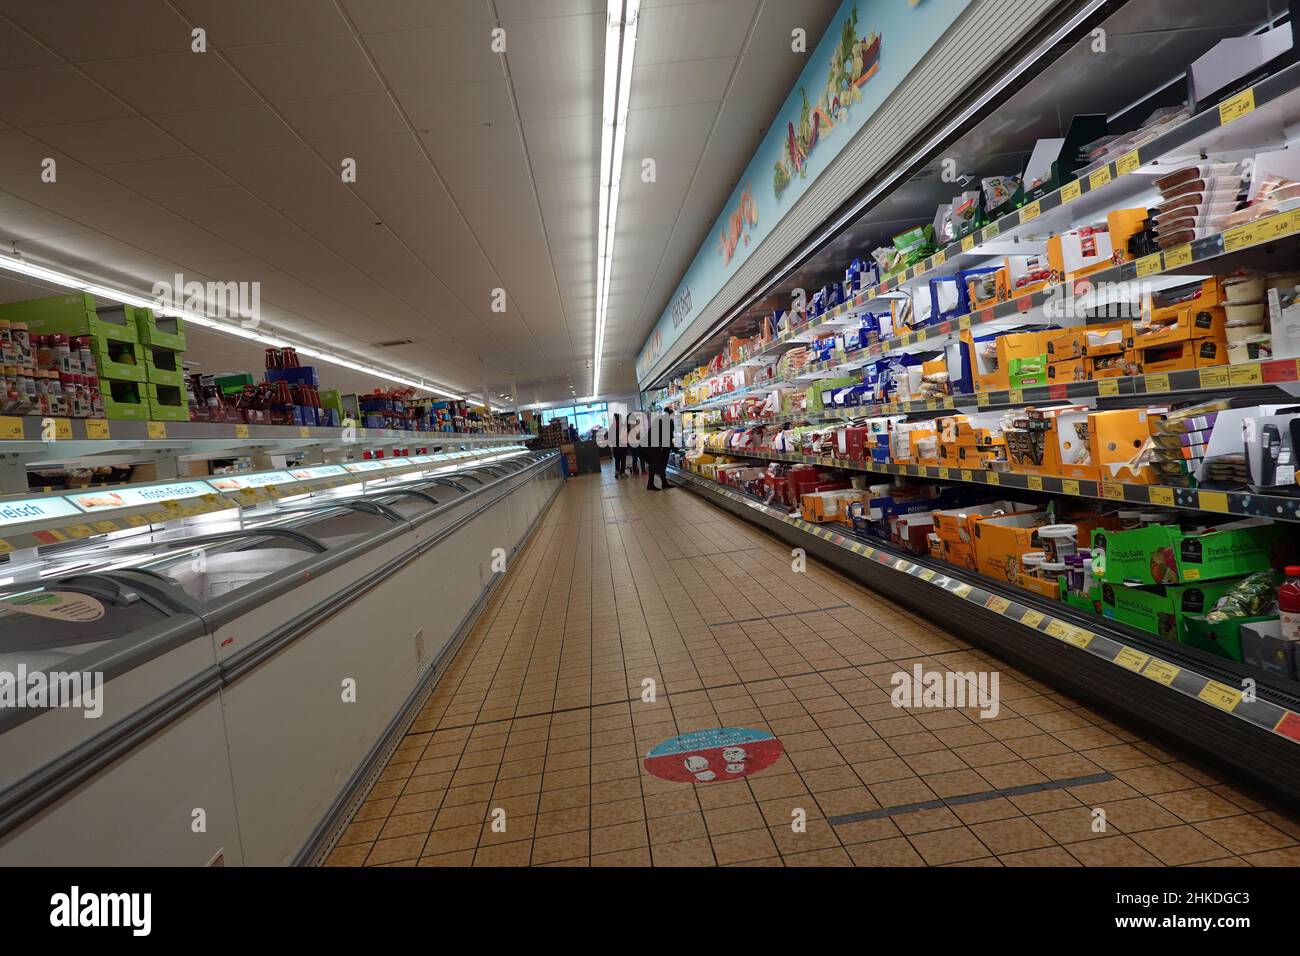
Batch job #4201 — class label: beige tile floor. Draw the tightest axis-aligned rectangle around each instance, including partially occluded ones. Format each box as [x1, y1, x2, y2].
[325, 465, 1300, 867]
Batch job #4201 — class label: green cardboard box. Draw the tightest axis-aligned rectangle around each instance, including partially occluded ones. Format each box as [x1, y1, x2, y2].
[1008, 355, 1048, 389]
[92, 335, 147, 383]
[1100, 578, 1243, 642]
[144, 345, 185, 388]
[1092, 518, 1283, 586]
[1180, 614, 1279, 664]
[147, 383, 189, 422]
[135, 309, 186, 350]
[102, 379, 149, 420]
[0, 293, 139, 344]
[808, 377, 857, 412]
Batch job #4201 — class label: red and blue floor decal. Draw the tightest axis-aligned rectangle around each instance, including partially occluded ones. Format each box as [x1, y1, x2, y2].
[642, 727, 784, 783]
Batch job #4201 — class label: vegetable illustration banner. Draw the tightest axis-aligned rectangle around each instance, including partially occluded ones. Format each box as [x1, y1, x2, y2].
[636, 0, 972, 386]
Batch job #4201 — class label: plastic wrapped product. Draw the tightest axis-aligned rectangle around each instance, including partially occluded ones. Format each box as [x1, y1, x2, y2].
[1153, 163, 1240, 193]
[982, 176, 1020, 212]
[1206, 570, 1281, 623]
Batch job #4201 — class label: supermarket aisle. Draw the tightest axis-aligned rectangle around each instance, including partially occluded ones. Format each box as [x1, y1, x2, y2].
[326, 466, 1300, 867]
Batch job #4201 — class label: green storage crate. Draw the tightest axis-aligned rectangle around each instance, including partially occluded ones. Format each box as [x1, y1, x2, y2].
[136, 309, 186, 350]
[92, 335, 146, 383]
[147, 383, 189, 422]
[216, 372, 255, 396]
[0, 293, 139, 343]
[144, 345, 185, 388]
[102, 379, 149, 420]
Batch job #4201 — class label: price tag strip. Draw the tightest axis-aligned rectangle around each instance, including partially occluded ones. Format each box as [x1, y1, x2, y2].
[672, 464, 1300, 747]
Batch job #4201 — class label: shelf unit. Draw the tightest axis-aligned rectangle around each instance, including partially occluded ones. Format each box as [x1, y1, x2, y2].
[669, 464, 1300, 802]
[653, 59, 1300, 410]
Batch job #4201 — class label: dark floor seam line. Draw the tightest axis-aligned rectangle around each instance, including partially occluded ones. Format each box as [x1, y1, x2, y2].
[825, 771, 1117, 826]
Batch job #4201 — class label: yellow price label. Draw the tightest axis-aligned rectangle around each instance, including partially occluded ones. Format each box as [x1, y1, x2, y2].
[1218, 88, 1255, 125]
[124, 514, 150, 527]
[986, 595, 1010, 614]
[1135, 253, 1162, 277]
[1148, 486, 1176, 507]
[1163, 243, 1193, 269]
[1144, 373, 1170, 393]
[938, 467, 950, 479]
[1061, 479, 1080, 496]
[63, 523, 94, 539]
[1008, 389, 1023, 404]
[1045, 619, 1070, 639]
[1088, 165, 1112, 190]
[146, 422, 167, 439]
[926, 399, 938, 410]
[1197, 490, 1230, 513]
[1198, 680, 1242, 712]
[986, 471, 1000, 485]
[52, 418, 73, 440]
[1223, 222, 1261, 253]
[1065, 627, 1093, 649]
[1143, 659, 1180, 685]
[1114, 647, 1149, 672]
[933, 250, 946, 267]
[1199, 367, 1230, 389]
[1020, 201, 1041, 224]
[299, 426, 310, 438]
[1018, 611, 1045, 631]
[1115, 151, 1141, 177]
[976, 391, 989, 406]
[960, 469, 973, 482]
[84, 419, 110, 439]
[92, 520, 120, 534]
[1060, 180, 1082, 204]
[952, 583, 972, 598]
[1028, 476, 1043, 491]
[0, 539, 12, 555]
[1095, 379, 1119, 397]
[1228, 364, 1263, 387]
[919, 569, 936, 581]
[1101, 482, 1125, 501]
[958, 314, 971, 330]
[0, 417, 23, 441]
[961, 235, 975, 253]
[234, 423, 250, 439]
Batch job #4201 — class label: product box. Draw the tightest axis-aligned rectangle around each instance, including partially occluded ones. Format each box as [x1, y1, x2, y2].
[1136, 337, 1228, 373]
[1081, 323, 1133, 356]
[1099, 577, 1243, 642]
[932, 500, 1036, 545]
[135, 310, 186, 350]
[1091, 518, 1283, 585]
[1132, 308, 1227, 349]
[144, 345, 185, 387]
[92, 335, 147, 383]
[1045, 328, 1087, 360]
[0, 293, 139, 344]
[101, 379, 149, 420]
[891, 513, 935, 554]
[942, 538, 977, 570]
[1008, 355, 1048, 389]
[1240, 618, 1297, 679]
[1086, 351, 1140, 379]
[147, 383, 189, 422]
[1047, 356, 1090, 384]
[1181, 614, 1280, 663]
[971, 511, 1047, 582]
[963, 329, 1049, 392]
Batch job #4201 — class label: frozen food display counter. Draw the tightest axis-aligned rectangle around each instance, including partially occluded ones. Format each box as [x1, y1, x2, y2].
[0, 448, 562, 865]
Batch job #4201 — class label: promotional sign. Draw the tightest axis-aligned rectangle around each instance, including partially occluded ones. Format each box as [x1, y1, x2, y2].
[289, 465, 348, 480]
[207, 471, 300, 491]
[643, 727, 784, 783]
[66, 481, 214, 512]
[635, 0, 973, 387]
[0, 496, 85, 528]
[341, 461, 387, 473]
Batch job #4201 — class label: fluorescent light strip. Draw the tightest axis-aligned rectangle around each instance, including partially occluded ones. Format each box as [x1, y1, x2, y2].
[0, 254, 473, 403]
[593, 0, 639, 399]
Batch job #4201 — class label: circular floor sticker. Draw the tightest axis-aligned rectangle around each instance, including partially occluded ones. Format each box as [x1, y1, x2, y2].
[643, 727, 784, 783]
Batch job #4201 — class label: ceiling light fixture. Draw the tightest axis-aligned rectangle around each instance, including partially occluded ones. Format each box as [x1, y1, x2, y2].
[593, 0, 640, 399]
[0, 254, 469, 402]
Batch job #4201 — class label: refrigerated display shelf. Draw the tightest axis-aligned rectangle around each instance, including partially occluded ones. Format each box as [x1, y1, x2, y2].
[687, 357, 1294, 431]
[671, 205, 1300, 414]
[652, 60, 1300, 402]
[682, 446, 1300, 523]
[669, 465, 1300, 760]
[0, 446, 528, 554]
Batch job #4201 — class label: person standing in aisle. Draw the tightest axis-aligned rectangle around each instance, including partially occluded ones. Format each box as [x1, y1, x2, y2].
[646, 407, 675, 491]
[629, 411, 645, 477]
[610, 411, 628, 478]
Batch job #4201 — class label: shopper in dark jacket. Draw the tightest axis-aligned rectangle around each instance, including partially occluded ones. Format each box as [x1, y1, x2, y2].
[646, 409, 675, 491]
[610, 412, 628, 478]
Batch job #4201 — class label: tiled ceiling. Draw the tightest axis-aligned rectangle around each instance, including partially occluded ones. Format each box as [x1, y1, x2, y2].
[0, 0, 839, 404]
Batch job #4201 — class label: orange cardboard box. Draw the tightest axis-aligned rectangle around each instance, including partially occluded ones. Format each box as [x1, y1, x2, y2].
[1138, 337, 1228, 374]
[1047, 356, 1089, 383]
[932, 501, 1037, 546]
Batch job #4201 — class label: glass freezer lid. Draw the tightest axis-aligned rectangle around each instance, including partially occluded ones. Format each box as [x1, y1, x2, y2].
[0, 575, 180, 679]
[244, 499, 402, 547]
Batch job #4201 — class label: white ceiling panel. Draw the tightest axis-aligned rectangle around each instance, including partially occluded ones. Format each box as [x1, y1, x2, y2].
[0, 0, 839, 403]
